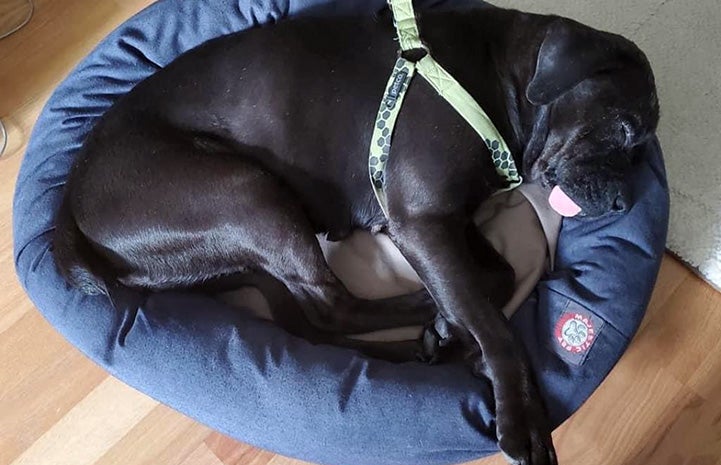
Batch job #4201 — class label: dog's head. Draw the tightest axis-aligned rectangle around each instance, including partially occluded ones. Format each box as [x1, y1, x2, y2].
[524, 18, 659, 217]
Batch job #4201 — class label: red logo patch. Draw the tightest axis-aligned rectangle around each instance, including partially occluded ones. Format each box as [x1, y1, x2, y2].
[554, 312, 596, 354]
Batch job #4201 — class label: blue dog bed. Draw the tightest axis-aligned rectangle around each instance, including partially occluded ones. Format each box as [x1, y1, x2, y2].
[13, 0, 669, 464]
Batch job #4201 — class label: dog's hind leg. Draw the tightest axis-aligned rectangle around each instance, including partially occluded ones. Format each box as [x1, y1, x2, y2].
[131, 146, 436, 335]
[72, 126, 433, 345]
[206, 269, 426, 362]
[248, 208, 437, 334]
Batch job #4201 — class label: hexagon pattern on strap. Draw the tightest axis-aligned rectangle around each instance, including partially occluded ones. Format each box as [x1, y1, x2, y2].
[370, 0, 522, 217]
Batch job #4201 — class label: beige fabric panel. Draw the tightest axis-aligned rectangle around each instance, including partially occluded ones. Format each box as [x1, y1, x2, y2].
[219, 184, 561, 342]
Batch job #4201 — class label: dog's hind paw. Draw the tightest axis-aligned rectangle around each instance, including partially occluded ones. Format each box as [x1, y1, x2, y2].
[417, 315, 456, 363]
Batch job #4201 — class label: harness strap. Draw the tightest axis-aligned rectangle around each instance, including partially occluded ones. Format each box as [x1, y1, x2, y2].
[369, 0, 522, 217]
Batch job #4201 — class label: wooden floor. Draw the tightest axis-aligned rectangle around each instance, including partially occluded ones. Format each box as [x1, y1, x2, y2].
[1, 1, 720, 464]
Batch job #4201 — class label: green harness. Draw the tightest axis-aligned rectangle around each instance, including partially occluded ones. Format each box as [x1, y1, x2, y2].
[369, 0, 522, 216]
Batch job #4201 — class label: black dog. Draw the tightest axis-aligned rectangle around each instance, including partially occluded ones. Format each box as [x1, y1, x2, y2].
[53, 6, 659, 465]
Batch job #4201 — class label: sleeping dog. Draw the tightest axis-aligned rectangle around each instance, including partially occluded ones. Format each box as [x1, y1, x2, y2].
[53, 6, 659, 465]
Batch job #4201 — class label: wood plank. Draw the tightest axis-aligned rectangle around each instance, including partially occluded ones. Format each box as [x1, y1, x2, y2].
[177, 443, 226, 465]
[205, 433, 278, 465]
[94, 405, 211, 465]
[0, 329, 106, 465]
[9, 377, 157, 465]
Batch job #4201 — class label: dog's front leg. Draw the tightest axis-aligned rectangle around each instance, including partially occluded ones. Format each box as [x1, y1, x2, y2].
[389, 217, 557, 465]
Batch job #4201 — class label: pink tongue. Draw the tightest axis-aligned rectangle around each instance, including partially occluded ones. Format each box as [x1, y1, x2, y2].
[549, 186, 582, 217]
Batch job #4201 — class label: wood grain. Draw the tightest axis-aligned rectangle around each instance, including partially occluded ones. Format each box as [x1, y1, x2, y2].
[1, 1, 720, 465]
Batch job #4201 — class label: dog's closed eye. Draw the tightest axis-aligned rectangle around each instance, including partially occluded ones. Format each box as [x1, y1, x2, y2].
[619, 120, 637, 148]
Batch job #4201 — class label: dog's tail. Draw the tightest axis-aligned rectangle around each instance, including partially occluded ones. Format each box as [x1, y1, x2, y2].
[53, 197, 112, 296]
[53, 198, 150, 310]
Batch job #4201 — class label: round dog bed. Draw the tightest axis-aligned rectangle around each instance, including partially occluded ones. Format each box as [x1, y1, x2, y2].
[13, 0, 669, 464]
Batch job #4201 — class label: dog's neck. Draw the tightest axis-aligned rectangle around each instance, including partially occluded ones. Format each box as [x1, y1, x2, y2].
[419, 9, 552, 185]
[492, 15, 554, 184]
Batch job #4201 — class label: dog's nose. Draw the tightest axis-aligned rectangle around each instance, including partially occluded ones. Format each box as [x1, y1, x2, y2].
[612, 195, 628, 213]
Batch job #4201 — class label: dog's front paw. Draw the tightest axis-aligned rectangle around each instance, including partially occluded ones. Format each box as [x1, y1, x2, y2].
[494, 377, 557, 465]
[497, 412, 556, 465]
[467, 349, 556, 465]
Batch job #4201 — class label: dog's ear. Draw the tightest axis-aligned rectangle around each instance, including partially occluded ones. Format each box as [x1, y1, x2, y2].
[526, 19, 630, 105]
